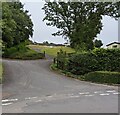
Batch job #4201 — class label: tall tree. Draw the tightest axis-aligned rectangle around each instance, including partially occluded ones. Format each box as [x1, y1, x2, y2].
[2, 2, 33, 48]
[42, 2, 120, 50]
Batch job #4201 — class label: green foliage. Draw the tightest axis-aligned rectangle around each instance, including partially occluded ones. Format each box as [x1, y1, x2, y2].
[42, 2, 120, 50]
[83, 71, 120, 84]
[51, 62, 120, 84]
[68, 48, 120, 75]
[2, 2, 33, 48]
[92, 48, 120, 72]
[0, 62, 3, 84]
[94, 39, 103, 48]
[55, 48, 120, 75]
[68, 53, 98, 75]
[56, 49, 69, 70]
[3, 43, 45, 60]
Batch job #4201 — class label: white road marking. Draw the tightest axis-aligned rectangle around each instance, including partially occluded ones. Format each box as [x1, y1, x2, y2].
[25, 97, 37, 100]
[2, 99, 18, 102]
[2, 102, 13, 106]
[94, 91, 102, 94]
[106, 90, 116, 93]
[35, 100, 42, 102]
[113, 92, 120, 95]
[85, 94, 94, 97]
[79, 92, 90, 95]
[69, 95, 80, 98]
[100, 93, 109, 96]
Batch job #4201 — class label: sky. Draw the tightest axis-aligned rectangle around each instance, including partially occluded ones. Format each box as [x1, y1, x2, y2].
[20, 0, 118, 47]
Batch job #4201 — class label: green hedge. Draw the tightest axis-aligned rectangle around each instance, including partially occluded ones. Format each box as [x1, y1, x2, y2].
[51, 63, 120, 84]
[3, 43, 45, 60]
[82, 71, 120, 84]
[67, 48, 120, 75]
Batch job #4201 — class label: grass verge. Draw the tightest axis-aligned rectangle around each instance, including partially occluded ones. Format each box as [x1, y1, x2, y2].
[51, 63, 120, 85]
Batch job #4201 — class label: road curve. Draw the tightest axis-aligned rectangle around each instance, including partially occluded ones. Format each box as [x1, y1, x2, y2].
[2, 58, 119, 113]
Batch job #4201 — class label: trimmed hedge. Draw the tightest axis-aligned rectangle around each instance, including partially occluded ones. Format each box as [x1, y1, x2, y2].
[82, 71, 120, 84]
[67, 48, 120, 75]
[54, 48, 120, 84]
[51, 63, 120, 84]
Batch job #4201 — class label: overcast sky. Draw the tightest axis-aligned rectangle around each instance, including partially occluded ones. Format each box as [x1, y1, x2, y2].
[21, 0, 118, 47]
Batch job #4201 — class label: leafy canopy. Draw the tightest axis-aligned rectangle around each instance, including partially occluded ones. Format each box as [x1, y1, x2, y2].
[42, 2, 120, 50]
[2, 2, 33, 48]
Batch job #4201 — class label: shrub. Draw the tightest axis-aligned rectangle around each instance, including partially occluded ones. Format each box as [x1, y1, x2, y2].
[67, 48, 120, 75]
[67, 52, 98, 75]
[3, 43, 45, 60]
[92, 48, 120, 72]
[83, 71, 120, 84]
[56, 49, 68, 70]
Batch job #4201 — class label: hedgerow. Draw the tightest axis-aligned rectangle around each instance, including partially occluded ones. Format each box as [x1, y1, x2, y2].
[55, 48, 120, 75]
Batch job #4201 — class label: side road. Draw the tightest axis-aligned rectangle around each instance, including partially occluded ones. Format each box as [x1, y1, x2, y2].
[2, 58, 119, 113]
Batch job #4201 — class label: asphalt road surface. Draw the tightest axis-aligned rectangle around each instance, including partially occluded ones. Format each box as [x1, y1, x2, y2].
[2, 58, 119, 113]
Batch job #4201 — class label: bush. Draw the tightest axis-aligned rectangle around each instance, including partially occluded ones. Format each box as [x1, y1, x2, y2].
[54, 48, 120, 84]
[83, 71, 120, 84]
[67, 48, 120, 75]
[3, 43, 45, 60]
[56, 49, 68, 70]
[67, 52, 98, 75]
[92, 48, 120, 71]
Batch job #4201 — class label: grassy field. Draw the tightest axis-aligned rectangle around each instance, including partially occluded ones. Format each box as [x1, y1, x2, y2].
[28, 45, 75, 57]
[0, 62, 3, 83]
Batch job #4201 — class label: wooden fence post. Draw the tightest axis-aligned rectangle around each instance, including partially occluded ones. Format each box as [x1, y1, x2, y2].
[43, 51, 45, 58]
[53, 58, 56, 64]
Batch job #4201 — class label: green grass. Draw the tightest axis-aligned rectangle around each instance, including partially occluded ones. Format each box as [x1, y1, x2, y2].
[3, 44, 45, 60]
[0, 62, 3, 83]
[28, 45, 75, 57]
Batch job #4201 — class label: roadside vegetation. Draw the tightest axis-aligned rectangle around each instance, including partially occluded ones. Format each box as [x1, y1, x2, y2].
[3, 42, 45, 60]
[51, 63, 120, 85]
[82, 71, 120, 84]
[0, 62, 3, 83]
[0, 39, 2, 83]
[43, 2, 120, 85]
[1, 2, 44, 60]
[51, 48, 120, 85]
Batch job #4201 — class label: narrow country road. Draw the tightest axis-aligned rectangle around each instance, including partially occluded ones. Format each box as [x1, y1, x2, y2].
[2, 58, 119, 113]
